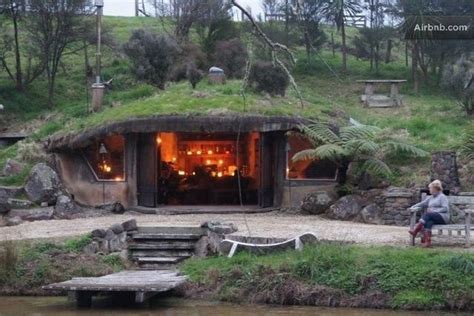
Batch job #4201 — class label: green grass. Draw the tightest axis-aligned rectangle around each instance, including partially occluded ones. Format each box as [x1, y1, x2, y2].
[182, 244, 474, 310]
[0, 16, 471, 188]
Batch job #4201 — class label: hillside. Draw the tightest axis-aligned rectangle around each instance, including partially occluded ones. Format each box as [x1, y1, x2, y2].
[0, 16, 471, 188]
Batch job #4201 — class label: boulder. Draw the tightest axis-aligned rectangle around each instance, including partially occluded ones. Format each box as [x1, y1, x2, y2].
[0, 198, 10, 214]
[7, 198, 33, 209]
[83, 241, 99, 255]
[1, 159, 25, 177]
[110, 223, 124, 234]
[359, 203, 383, 224]
[0, 186, 24, 200]
[122, 219, 137, 232]
[326, 195, 363, 221]
[24, 163, 62, 204]
[91, 228, 107, 239]
[97, 202, 125, 214]
[104, 229, 115, 241]
[8, 207, 54, 221]
[300, 191, 337, 215]
[201, 221, 238, 235]
[6, 216, 22, 226]
[109, 232, 127, 252]
[54, 194, 79, 219]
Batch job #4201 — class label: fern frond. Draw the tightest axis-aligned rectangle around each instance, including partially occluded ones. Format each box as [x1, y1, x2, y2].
[382, 141, 429, 157]
[340, 125, 380, 142]
[359, 158, 392, 177]
[344, 139, 380, 155]
[298, 123, 341, 145]
[291, 149, 319, 162]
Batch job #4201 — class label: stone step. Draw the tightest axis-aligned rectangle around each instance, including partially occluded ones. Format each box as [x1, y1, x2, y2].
[138, 263, 179, 270]
[130, 249, 194, 258]
[132, 233, 202, 240]
[128, 242, 196, 250]
[136, 226, 206, 235]
[136, 256, 187, 264]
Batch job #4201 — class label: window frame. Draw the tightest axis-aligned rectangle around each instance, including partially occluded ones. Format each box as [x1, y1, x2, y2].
[81, 138, 127, 183]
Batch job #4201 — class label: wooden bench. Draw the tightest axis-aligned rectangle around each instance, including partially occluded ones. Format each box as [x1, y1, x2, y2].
[220, 232, 318, 258]
[356, 79, 407, 107]
[409, 207, 473, 247]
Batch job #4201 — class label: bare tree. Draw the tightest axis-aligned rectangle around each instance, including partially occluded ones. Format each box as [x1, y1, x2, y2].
[27, 0, 93, 106]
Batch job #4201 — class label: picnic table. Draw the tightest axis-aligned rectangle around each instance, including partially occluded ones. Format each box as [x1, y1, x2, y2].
[356, 79, 407, 107]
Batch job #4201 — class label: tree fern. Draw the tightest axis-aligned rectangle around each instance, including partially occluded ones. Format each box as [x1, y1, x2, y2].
[359, 158, 392, 177]
[340, 125, 380, 142]
[382, 141, 428, 157]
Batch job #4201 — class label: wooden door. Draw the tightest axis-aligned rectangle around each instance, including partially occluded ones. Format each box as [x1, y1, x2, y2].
[137, 133, 158, 207]
[259, 132, 274, 207]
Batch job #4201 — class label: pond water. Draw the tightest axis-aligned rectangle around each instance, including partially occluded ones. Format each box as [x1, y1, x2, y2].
[0, 296, 469, 316]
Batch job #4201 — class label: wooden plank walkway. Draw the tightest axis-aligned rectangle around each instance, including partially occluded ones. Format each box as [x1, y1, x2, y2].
[43, 270, 186, 306]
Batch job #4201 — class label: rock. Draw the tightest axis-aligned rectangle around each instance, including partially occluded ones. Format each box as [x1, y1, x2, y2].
[54, 194, 79, 219]
[109, 232, 127, 252]
[0, 186, 24, 200]
[119, 250, 128, 261]
[104, 229, 116, 241]
[1, 159, 25, 176]
[91, 229, 107, 239]
[24, 163, 62, 204]
[300, 191, 337, 215]
[0, 198, 10, 214]
[201, 221, 238, 235]
[83, 241, 99, 255]
[326, 195, 362, 221]
[97, 202, 125, 214]
[359, 203, 382, 224]
[122, 219, 137, 232]
[6, 216, 22, 226]
[194, 236, 210, 257]
[8, 207, 54, 221]
[110, 223, 124, 234]
[98, 240, 109, 253]
[7, 198, 33, 209]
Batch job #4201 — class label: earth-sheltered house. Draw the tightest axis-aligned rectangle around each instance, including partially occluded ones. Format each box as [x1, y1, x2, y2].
[47, 114, 340, 209]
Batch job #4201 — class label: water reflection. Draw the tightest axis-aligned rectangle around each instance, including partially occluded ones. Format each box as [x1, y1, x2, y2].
[0, 296, 468, 316]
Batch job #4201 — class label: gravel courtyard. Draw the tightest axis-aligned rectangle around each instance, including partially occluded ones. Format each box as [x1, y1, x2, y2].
[0, 212, 412, 245]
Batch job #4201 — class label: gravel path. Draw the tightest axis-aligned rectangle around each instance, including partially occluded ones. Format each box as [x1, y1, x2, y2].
[0, 212, 411, 245]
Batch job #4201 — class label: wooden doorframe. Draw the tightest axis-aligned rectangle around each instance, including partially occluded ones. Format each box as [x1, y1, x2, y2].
[259, 132, 275, 208]
[137, 133, 159, 207]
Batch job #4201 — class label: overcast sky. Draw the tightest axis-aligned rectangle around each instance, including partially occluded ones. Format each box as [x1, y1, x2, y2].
[103, 0, 264, 18]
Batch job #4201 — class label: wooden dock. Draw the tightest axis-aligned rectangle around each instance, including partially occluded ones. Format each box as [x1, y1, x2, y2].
[43, 269, 186, 307]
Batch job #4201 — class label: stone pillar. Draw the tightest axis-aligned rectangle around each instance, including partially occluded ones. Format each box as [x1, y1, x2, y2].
[376, 187, 417, 226]
[430, 151, 460, 192]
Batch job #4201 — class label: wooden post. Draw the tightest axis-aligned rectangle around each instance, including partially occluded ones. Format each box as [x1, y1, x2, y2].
[75, 291, 93, 308]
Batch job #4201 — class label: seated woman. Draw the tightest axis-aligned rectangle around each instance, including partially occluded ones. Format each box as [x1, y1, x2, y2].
[409, 180, 450, 248]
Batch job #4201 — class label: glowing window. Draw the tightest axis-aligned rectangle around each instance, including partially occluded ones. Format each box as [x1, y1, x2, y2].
[287, 134, 338, 180]
[83, 135, 125, 181]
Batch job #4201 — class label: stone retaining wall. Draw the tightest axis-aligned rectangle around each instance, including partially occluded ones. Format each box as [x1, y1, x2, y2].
[431, 151, 460, 192]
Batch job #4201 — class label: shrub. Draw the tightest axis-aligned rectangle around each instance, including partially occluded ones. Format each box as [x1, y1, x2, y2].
[441, 54, 474, 116]
[64, 234, 92, 253]
[169, 42, 207, 83]
[211, 38, 247, 78]
[186, 63, 203, 89]
[460, 124, 474, 160]
[123, 29, 179, 89]
[249, 61, 289, 96]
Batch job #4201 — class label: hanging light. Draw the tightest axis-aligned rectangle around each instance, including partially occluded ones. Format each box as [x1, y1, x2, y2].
[99, 143, 108, 154]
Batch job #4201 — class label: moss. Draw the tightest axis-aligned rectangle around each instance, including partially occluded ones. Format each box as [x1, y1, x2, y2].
[63, 234, 93, 253]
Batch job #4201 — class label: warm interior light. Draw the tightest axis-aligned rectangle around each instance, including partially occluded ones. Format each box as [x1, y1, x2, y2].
[218, 159, 224, 165]
[217, 172, 223, 178]
[114, 176, 123, 181]
[207, 150, 213, 155]
[99, 161, 112, 173]
[196, 150, 202, 155]
[206, 159, 212, 165]
[156, 137, 162, 145]
[178, 170, 185, 176]
[187, 151, 193, 155]
[172, 157, 177, 162]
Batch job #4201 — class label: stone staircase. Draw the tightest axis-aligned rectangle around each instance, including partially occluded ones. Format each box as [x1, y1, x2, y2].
[127, 226, 206, 270]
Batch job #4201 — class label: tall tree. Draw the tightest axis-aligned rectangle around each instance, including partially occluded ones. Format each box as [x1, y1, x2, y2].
[294, 0, 327, 59]
[321, 0, 362, 73]
[27, 0, 93, 106]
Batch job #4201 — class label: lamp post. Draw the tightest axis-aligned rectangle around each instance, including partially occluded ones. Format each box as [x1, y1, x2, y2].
[91, 0, 105, 112]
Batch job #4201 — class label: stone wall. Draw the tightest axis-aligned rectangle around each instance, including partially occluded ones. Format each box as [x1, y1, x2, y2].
[374, 188, 418, 226]
[431, 151, 460, 192]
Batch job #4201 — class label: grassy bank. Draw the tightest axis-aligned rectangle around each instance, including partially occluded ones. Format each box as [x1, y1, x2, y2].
[0, 236, 127, 296]
[181, 244, 474, 311]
